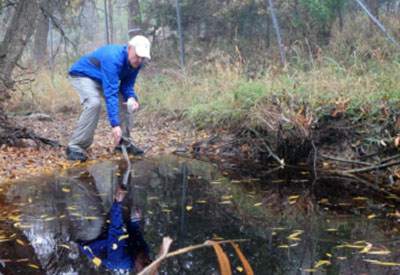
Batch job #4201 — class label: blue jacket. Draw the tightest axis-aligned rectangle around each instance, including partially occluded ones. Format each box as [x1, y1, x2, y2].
[79, 201, 150, 270]
[69, 45, 141, 127]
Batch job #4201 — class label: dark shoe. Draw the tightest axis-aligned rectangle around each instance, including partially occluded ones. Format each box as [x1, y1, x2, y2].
[115, 144, 144, 156]
[66, 147, 88, 162]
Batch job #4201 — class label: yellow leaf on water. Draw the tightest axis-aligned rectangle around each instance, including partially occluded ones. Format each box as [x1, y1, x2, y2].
[288, 195, 299, 200]
[92, 257, 101, 267]
[62, 188, 70, 193]
[289, 200, 297, 205]
[83, 216, 99, 220]
[16, 239, 25, 245]
[272, 179, 286, 183]
[278, 245, 289, 248]
[118, 234, 129, 241]
[314, 260, 331, 268]
[272, 227, 286, 231]
[353, 240, 366, 244]
[19, 224, 33, 229]
[186, 206, 193, 211]
[236, 266, 243, 272]
[367, 248, 391, 255]
[219, 201, 232, 204]
[162, 209, 172, 212]
[147, 211, 154, 215]
[70, 213, 81, 216]
[364, 259, 400, 266]
[326, 253, 332, 257]
[359, 242, 372, 253]
[8, 215, 21, 221]
[253, 202, 262, 207]
[287, 237, 301, 241]
[66, 206, 77, 210]
[353, 196, 367, 201]
[303, 269, 317, 272]
[45, 217, 57, 222]
[376, 262, 400, 266]
[196, 200, 207, 203]
[288, 231, 304, 238]
[337, 256, 347, 260]
[149, 196, 159, 200]
[28, 264, 39, 269]
[368, 214, 376, 219]
[221, 195, 233, 200]
[326, 228, 338, 232]
[318, 198, 331, 205]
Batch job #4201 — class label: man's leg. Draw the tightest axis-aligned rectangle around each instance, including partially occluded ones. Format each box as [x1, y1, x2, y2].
[68, 76, 102, 158]
[118, 93, 132, 138]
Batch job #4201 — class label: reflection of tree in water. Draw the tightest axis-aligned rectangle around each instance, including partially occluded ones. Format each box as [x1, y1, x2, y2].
[1, 156, 399, 274]
[1, 165, 114, 274]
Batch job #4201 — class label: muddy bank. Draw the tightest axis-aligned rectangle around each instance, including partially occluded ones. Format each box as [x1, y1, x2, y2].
[185, 113, 400, 196]
[2, 110, 400, 196]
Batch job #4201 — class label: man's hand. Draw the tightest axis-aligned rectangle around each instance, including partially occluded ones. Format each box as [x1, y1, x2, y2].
[126, 97, 139, 113]
[112, 126, 123, 145]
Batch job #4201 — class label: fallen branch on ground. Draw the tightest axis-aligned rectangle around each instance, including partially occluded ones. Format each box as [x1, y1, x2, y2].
[138, 238, 252, 275]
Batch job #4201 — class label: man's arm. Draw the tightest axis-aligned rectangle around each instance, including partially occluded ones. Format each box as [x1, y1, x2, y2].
[100, 58, 124, 143]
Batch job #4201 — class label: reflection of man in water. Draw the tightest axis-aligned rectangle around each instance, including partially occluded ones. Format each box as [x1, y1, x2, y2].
[78, 185, 151, 272]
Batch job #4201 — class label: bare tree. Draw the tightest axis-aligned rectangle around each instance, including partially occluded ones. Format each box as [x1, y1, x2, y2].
[128, 0, 142, 38]
[0, 0, 40, 100]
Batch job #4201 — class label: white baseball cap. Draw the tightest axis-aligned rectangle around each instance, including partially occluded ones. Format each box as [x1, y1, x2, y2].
[129, 35, 151, 59]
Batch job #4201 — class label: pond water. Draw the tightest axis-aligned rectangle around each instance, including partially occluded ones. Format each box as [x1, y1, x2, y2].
[0, 155, 399, 274]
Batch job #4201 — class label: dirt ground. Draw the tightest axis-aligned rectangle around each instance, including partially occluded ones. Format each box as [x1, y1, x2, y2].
[0, 110, 211, 183]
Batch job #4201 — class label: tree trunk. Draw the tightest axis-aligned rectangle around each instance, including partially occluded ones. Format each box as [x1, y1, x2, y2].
[127, 0, 142, 39]
[0, 0, 40, 100]
[33, 0, 58, 63]
[368, 0, 379, 30]
[265, 10, 270, 48]
[108, 0, 114, 43]
[338, 0, 343, 32]
[33, 13, 50, 62]
[368, 0, 379, 19]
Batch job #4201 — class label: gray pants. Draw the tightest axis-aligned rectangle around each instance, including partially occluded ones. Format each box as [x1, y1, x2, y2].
[68, 76, 133, 153]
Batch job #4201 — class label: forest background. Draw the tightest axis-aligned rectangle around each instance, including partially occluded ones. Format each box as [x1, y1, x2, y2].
[0, 0, 400, 182]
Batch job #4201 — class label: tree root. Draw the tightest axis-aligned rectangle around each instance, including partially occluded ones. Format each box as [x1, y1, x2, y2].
[0, 122, 62, 147]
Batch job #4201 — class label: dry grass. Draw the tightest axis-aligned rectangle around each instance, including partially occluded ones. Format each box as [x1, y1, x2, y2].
[6, 71, 80, 114]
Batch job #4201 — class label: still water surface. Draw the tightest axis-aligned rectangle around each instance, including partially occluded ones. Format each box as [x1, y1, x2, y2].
[0, 155, 399, 274]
